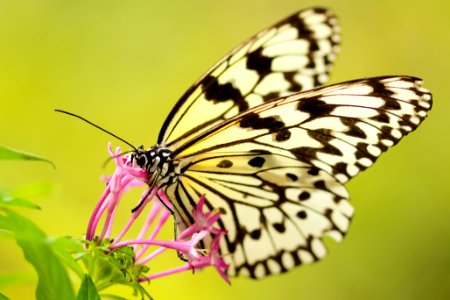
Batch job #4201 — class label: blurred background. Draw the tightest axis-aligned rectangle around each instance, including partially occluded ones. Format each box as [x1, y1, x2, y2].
[1, 0, 449, 299]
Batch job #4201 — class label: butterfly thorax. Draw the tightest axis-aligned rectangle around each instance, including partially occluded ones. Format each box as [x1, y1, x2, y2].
[130, 145, 179, 186]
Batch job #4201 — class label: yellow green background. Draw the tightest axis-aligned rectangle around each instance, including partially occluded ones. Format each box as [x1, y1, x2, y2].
[1, 0, 449, 299]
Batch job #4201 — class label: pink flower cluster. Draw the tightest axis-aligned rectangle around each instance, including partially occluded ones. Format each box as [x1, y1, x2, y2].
[86, 143, 230, 284]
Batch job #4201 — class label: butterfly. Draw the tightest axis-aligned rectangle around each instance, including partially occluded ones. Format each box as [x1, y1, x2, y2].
[127, 7, 432, 278]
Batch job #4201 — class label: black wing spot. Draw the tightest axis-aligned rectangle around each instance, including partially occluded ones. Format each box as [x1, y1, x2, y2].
[240, 113, 285, 131]
[333, 162, 349, 176]
[249, 229, 262, 240]
[308, 167, 320, 176]
[201, 75, 248, 111]
[383, 98, 402, 110]
[341, 118, 368, 139]
[314, 180, 326, 189]
[322, 143, 343, 156]
[275, 129, 291, 142]
[355, 142, 377, 161]
[346, 125, 367, 139]
[217, 159, 233, 168]
[297, 210, 307, 219]
[286, 173, 298, 181]
[371, 112, 391, 124]
[372, 81, 394, 97]
[309, 128, 333, 143]
[273, 222, 286, 233]
[297, 98, 334, 115]
[248, 156, 265, 168]
[298, 191, 310, 201]
[246, 48, 273, 77]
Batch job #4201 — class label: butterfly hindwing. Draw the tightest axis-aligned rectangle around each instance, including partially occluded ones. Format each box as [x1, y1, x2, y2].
[165, 152, 352, 278]
[158, 7, 340, 149]
[163, 76, 431, 277]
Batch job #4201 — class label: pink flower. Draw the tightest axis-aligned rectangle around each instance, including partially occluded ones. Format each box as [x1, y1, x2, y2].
[85, 143, 230, 286]
[177, 195, 225, 240]
[189, 232, 230, 284]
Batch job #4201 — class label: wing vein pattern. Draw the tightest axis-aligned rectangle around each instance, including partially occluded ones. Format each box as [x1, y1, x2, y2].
[159, 7, 340, 150]
[149, 7, 432, 279]
[162, 76, 431, 278]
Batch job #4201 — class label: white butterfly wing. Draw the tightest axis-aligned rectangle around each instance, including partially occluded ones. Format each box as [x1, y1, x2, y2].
[163, 76, 432, 278]
[158, 7, 340, 149]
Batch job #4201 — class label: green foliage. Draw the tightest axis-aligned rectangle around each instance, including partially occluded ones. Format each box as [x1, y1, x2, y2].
[76, 239, 152, 299]
[0, 146, 73, 299]
[76, 275, 101, 300]
[0, 145, 152, 300]
[50, 236, 85, 280]
[0, 146, 54, 168]
[0, 182, 54, 209]
[0, 209, 76, 300]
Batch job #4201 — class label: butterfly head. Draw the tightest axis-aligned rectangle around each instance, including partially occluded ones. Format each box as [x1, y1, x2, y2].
[130, 145, 175, 178]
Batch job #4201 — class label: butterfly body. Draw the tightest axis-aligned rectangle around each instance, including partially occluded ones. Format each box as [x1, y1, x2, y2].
[128, 7, 431, 278]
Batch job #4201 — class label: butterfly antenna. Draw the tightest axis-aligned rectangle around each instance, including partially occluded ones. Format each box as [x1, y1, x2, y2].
[55, 109, 137, 151]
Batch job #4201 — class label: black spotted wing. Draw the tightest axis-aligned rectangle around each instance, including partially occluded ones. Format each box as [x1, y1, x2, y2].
[163, 76, 432, 278]
[158, 7, 340, 149]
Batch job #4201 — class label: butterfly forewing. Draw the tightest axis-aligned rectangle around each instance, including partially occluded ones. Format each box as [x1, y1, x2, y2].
[158, 7, 340, 149]
[162, 76, 431, 278]
[175, 76, 431, 182]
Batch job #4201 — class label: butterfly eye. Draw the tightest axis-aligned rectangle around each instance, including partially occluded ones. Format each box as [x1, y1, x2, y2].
[135, 154, 147, 167]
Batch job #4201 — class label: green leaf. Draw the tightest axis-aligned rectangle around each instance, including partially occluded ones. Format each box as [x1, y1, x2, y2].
[0, 195, 40, 209]
[49, 236, 84, 280]
[0, 191, 41, 209]
[0, 292, 10, 300]
[0, 182, 55, 210]
[0, 209, 75, 300]
[76, 274, 101, 300]
[0, 146, 54, 168]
